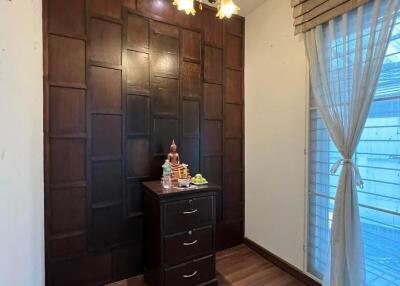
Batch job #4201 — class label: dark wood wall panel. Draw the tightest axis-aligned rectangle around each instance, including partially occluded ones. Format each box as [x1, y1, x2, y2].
[127, 14, 149, 51]
[182, 29, 201, 61]
[50, 87, 86, 135]
[49, 35, 86, 87]
[153, 118, 179, 154]
[225, 69, 243, 104]
[127, 139, 150, 178]
[204, 46, 222, 84]
[49, 0, 86, 36]
[152, 77, 179, 116]
[50, 139, 86, 184]
[203, 8, 223, 47]
[50, 187, 86, 234]
[89, 0, 123, 19]
[203, 83, 223, 119]
[44, 0, 244, 284]
[127, 95, 149, 135]
[92, 115, 122, 156]
[92, 161, 123, 204]
[90, 18, 122, 66]
[127, 51, 149, 94]
[226, 34, 243, 69]
[218, 16, 245, 250]
[90, 67, 122, 113]
[181, 62, 201, 98]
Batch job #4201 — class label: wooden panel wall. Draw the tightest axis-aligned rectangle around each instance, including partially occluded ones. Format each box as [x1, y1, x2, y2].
[44, 0, 244, 285]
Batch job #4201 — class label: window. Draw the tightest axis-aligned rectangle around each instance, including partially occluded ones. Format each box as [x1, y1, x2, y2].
[307, 13, 400, 286]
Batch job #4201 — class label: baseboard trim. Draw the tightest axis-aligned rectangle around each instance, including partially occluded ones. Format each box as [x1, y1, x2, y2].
[243, 237, 321, 286]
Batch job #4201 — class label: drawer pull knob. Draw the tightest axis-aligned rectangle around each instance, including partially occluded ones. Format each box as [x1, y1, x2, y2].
[183, 240, 198, 246]
[183, 271, 198, 278]
[183, 209, 198, 215]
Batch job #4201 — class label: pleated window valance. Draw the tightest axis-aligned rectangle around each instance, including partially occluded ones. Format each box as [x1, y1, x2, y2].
[292, 0, 372, 34]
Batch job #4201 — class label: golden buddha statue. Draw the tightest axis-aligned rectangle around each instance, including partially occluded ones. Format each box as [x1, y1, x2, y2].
[167, 140, 180, 167]
[166, 140, 190, 182]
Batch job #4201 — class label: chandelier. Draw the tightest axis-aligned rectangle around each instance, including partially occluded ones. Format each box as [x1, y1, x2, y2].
[172, 0, 240, 19]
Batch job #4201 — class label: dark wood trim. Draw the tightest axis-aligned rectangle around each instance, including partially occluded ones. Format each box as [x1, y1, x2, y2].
[243, 238, 321, 286]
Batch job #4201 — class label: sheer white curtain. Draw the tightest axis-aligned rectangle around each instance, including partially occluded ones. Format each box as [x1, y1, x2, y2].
[305, 1, 400, 285]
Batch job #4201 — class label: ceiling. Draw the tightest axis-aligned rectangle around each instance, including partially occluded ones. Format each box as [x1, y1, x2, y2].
[204, 0, 267, 16]
[235, 0, 267, 16]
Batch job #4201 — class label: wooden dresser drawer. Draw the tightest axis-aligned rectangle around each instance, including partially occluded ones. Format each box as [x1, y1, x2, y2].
[164, 225, 213, 265]
[164, 255, 215, 286]
[163, 196, 214, 234]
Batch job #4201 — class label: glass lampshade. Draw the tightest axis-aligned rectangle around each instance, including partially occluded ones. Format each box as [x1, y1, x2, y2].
[172, 0, 196, 15]
[216, 0, 240, 19]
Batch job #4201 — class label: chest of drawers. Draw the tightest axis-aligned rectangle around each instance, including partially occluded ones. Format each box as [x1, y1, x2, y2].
[142, 181, 220, 286]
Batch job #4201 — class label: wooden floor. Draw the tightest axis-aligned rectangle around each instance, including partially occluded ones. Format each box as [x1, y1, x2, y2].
[107, 245, 305, 286]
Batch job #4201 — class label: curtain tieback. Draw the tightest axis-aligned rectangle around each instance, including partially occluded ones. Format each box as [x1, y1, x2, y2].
[330, 158, 364, 188]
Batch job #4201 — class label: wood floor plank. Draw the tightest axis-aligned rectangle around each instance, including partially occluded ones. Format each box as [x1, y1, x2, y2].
[106, 244, 305, 286]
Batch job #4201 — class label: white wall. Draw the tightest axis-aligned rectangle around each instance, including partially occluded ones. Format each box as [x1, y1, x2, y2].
[0, 0, 44, 285]
[245, 0, 308, 270]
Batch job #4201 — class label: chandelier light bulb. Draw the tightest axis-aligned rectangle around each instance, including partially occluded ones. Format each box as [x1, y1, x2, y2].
[216, 0, 240, 19]
[172, 0, 196, 15]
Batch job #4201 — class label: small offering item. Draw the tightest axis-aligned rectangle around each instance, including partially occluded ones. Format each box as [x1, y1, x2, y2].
[191, 174, 208, 185]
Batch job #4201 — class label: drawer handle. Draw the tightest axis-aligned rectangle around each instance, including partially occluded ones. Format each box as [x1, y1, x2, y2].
[183, 240, 198, 246]
[183, 271, 198, 278]
[183, 209, 198, 215]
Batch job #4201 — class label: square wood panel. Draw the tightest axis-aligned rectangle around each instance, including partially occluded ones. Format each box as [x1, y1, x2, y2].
[152, 77, 179, 116]
[127, 182, 143, 215]
[90, 18, 122, 65]
[225, 69, 242, 104]
[152, 33, 179, 55]
[153, 118, 179, 154]
[92, 161, 123, 204]
[123, 0, 136, 10]
[127, 95, 149, 135]
[90, 66, 122, 113]
[225, 104, 242, 138]
[182, 101, 199, 138]
[151, 52, 179, 77]
[50, 87, 85, 135]
[50, 253, 112, 286]
[49, 35, 85, 86]
[204, 46, 222, 84]
[127, 139, 150, 178]
[151, 21, 179, 38]
[203, 83, 222, 119]
[181, 62, 201, 98]
[127, 14, 149, 51]
[203, 8, 222, 47]
[224, 139, 242, 171]
[127, 50, 149, 94]
[203, 120, 222, 154]
[92, 206, 123, 247]
[92, 115, 122, 157]
[224, 174, 243, 207]
[51, 234, 86, 258]
[89, 0, 122, 19]
[112, 243, 143, 280]
[226, 34, 243, 69]
[202, 156, 222, 185]
[182, 138, 200, 174]
[182, 29, 201, 61]
[226, 17, 243, 35]
[50, 139, 86, 184]
[51, 187, 86, 234]
[49, 0, 85, 36]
